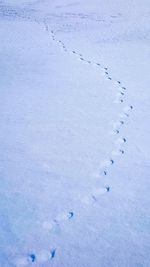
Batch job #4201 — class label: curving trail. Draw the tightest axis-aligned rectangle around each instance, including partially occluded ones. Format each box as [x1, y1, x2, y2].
[15, 18, 134, 266]
[44, 21, 133, 197]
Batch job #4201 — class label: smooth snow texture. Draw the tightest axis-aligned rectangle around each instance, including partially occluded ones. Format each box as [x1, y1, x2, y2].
[0, 0, 150, 266]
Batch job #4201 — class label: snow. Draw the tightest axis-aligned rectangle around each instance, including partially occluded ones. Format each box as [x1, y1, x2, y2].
[0, 0, 150, 266]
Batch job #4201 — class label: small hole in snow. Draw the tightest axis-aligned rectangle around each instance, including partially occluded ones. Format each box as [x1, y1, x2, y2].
[50, 249, 56, 259]
[29, 254, 36, 262]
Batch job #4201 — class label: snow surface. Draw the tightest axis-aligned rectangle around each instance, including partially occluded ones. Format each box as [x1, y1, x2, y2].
[0, 0, 150, 266]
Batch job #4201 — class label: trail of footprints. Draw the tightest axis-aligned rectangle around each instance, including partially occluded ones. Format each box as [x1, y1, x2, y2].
[14, 21, 133, 266]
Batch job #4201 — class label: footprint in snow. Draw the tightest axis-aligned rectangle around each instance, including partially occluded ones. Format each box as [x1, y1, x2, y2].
[114, 97, 123, 104]
[123, 105, 133, 112]
[120, 112, 129, 119]
[116, 92, 124, 98]
[104, 77, 111, 81]
[118, 87, 125, 93]
[36, 249, 56, 261]
[29, 254, 36, 263]
[114, 80, 121, 85]
[115, 137, 127, 146]
[103, 170, 107, 176]
[92, 186, 110, 201]
[111, 149, 125, 156]
[82, 187, 110, 204]
[111, 129, 120, 135]
[100, 159, 114, 169]
[120, 149, 125, 154]
[14, 254, 36, 266]
[111, 120, 126, 134]
[110, 159, 114, 165]
[15, 249, 56, 266]
[54, 211, 74, 223]
[50, 249, 56, 259]
[114, 99, 122, 104]
[43, 211, 74, 231]
[120, 92, 124, 96]
[112, 121, 124, 129]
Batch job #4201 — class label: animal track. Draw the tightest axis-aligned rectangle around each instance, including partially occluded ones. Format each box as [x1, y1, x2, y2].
[92, 186, 110, 200]
[44, 16, 133, 235]
[68, 211, 74, 219]
[110, 159, 114, 165]
[115, 137, 127, 146]
[111, 148, 125, 156]
[14, 249, 56, 266]
[43, 211, 74, 231]
[50, 249, 56, 259]
[37, 250, 53, 262]
[120, 149, 125, 154]
[15, 20, 133, 265]
[30, 254, 36, 262]
[83, 186, 110, 204]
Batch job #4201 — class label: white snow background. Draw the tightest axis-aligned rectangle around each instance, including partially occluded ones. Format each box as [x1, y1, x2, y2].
[0, 0, 150, 266]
